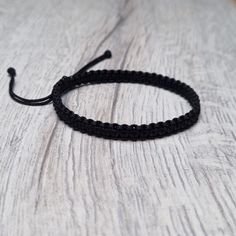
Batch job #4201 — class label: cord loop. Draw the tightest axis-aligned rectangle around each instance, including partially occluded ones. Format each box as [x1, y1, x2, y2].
[7, 50, 200, 141]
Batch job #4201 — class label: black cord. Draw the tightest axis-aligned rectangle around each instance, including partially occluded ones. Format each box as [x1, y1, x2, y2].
[7, 50, 200, 141]
[7, 51, 112, 106]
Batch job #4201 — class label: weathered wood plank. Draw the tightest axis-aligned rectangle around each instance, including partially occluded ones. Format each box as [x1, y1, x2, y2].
[0, 0, 236, 235]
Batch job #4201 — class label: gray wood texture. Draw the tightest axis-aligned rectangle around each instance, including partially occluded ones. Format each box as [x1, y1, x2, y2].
[0, 0, 236, 235]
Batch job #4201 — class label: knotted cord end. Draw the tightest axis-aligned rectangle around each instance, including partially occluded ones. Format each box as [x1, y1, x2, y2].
[103, 50, 112, 59]
[7, 67, 16, 77]
[72, 49, 113, 77]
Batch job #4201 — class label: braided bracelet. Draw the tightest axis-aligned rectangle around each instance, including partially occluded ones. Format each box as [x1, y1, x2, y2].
[7, 50, 200, 141]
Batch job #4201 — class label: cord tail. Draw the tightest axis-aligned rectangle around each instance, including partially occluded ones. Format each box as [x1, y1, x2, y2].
[72, 50, 112, 78]
[7, 68, 52, 106]
[7, 50, 112, 106]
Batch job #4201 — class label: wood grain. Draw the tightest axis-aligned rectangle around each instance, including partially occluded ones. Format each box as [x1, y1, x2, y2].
[0, 0, 236, 235]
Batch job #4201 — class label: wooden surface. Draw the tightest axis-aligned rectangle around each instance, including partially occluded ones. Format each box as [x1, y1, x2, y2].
[0, 0, 236, 235]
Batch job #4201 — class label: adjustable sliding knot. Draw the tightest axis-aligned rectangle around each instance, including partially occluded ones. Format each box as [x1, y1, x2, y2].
[7, 50, 200, 141]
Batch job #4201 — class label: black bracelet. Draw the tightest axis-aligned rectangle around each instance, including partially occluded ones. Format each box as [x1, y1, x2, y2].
[7, 50, 200, 141]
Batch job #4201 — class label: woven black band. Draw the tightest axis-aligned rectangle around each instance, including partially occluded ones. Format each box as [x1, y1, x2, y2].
[52, 70, 200, 141]
[7, 50, 200, 141]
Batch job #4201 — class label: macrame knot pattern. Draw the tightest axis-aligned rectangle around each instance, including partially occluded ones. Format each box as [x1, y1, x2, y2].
[7, 50, 200, 141]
